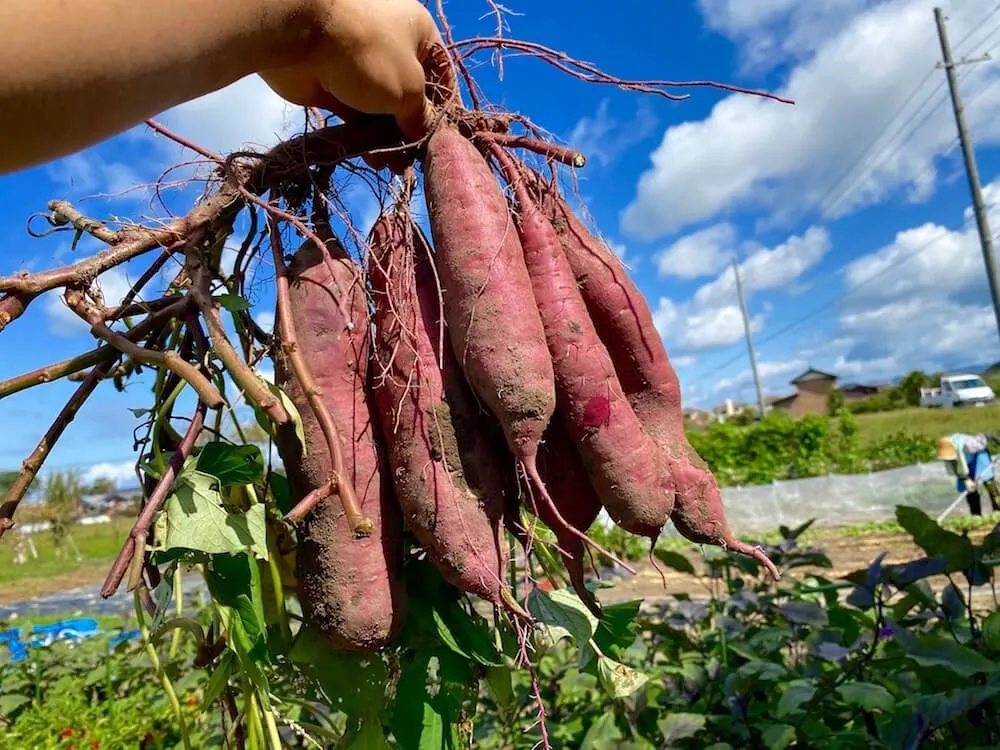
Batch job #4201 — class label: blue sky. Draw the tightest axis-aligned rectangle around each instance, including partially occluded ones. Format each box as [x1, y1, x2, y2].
[4, 0, 1000, 486]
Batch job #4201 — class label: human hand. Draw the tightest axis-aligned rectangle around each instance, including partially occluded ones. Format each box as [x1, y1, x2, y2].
[259, 0, 457, 142]
[965, 478, 976, 493]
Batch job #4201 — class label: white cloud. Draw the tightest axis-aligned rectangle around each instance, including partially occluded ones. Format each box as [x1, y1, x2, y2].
[44, 265, 134, 337]
[568, 99, 658, 168]
[698, 0, 873, 72]
[621, 0, 1000, 239]
[693, 226, 831, 306]
[255, 311, 275, 334]
[157, 75, 300, 157]
[82, 461, 137, 489]
[653, 295, 764, 351]
[656, 222, 736, 279]
[647, 225, 826, 354]
[47, 153, 146, 201]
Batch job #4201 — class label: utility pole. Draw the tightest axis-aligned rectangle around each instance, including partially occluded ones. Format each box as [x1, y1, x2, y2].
[733, 258, 767, 419]
[934, 6, 1000, 342]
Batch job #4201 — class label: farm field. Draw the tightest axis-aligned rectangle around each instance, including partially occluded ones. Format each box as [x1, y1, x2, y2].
[855, 403, 1000, 444]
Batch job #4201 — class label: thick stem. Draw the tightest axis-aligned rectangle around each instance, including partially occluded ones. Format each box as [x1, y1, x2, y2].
[101, 403, 206, 598]
[477, 132, 586, 168]
[65, 289, 223, 408]
[269, 219, 372, 536]
[186, 247, 291, 425]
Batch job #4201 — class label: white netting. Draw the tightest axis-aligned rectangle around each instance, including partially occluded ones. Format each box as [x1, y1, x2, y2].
[599, 462, 967, 536]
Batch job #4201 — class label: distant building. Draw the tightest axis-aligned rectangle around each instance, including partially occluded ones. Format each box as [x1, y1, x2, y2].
[769, 368, 839, 417]
[767, 369, 887, 417]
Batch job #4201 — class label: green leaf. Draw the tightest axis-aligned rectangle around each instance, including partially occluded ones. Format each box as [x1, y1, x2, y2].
[777, 600, 827, 627]
[895, 506, 974, 571]
[596, 655, 648, 700]
[485, 665, 514, 710]
[658, 713, 706, 745]
[580, 712, 623, 749]
[654, 548, 696, 575]
[202, 651, 236, 709]
[290, 625, 388, 718]
[197, 442, 264, 486]
[129, 408, 150, 418]
[160, 470, 267, 558]
[526, 587, 598, 650]
[429, 602, 503, 667]
[907, 633, 1000, 676]
[982, 610, 1000, 652]
[391, 652, 446, 750]
[270, 472, 292, 515]
[345, 715, 392, 750]
[837, 682, 894, 712]
[214, 293, 251, 312]
[761, 724, 796, 750]
[593, 600, 642, 656]
[0, 694, 31, 717]
[776, 679, 816, 718]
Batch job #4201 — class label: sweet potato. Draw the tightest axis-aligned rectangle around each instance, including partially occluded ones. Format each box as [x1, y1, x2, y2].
[545, 191, 779, 578]
[274, 233, 407, 651]
[494, 150, 674, 541]
[422, 127, 556, 471]
[507, 417, 604, 616]
[368, 208, 523, 612]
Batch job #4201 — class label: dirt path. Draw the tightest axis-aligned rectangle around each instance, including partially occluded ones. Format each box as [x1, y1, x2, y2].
[0, 564, 109, 606]
[600, 529, 989, 605]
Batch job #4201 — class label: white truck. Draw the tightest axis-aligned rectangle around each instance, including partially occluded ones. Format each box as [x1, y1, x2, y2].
[920, 373, 997, 408]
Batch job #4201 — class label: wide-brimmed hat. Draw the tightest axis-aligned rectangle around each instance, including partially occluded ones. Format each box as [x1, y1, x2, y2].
[936, 437, 957, 461]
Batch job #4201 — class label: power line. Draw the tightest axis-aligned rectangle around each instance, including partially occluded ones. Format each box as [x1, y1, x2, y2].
[685, 9, 1000, 382]
[687, 200, 1000, 381]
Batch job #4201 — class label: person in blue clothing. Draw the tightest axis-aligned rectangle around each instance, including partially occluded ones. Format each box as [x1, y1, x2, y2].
[936, 433, 1000, 516]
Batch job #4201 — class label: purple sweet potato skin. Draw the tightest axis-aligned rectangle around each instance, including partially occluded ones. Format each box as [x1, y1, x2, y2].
[368, 212, 513, 604]
[546, 194, 745, 548]
[274, 236, 406, 652]
[505, 168, 674, 539]
[531, 418, 602, 606]
[422, 128, 555, 463]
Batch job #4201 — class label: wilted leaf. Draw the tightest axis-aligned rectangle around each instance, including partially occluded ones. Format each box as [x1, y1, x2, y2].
[197, 442, 264, 485]
[837, 682, 894, 712]
[654, 548, 696, 575]
[658, 713, 706, 745]
[906, 634, 1000, 676]
[160, 470, 267, 558]
[776, 680, 816, 718]
[597, 656, 648, 700]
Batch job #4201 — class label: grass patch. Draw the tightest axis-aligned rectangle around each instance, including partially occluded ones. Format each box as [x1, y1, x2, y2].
[0, 521, 126, 587]
[855, 404, 1000, 445]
